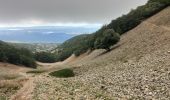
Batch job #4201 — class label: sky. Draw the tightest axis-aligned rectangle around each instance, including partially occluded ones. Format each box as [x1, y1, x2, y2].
[0, 0, 148, 27]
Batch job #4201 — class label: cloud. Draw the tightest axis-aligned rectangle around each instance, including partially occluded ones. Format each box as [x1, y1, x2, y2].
[7, 28, 24, 31]
[4, 40, 23, 43]
[65, 32, 84, 35]
[0, 0, 148, 26]
[42, 31, 55, 35]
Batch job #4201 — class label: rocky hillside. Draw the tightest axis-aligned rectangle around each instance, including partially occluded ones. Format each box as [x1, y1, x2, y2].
[32, 6, 170, 100]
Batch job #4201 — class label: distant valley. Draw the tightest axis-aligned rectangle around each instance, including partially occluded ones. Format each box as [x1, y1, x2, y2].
[9, 42, 60, 52]
[0, 26, 100, 43]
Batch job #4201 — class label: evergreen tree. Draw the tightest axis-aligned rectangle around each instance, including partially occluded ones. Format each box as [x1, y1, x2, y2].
[94, 29, 120, 51]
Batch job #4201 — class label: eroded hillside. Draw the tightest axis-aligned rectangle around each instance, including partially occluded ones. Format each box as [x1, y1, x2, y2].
[31, 7, 170, 100]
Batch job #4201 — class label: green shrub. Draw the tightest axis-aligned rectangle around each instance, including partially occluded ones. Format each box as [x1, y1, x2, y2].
[26, 70, 46, 74]
[49, 69, 75, 78]
[94, 29, 120, 51]
[20, 55, 36, 68]
[34, 52, 56, 63]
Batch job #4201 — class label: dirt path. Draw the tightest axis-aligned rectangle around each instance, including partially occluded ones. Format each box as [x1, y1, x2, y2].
[9, 62, 66, 100]
[10, 78, 34, 100]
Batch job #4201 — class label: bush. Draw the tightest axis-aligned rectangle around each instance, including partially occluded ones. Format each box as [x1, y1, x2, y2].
[49, 69, 75, 78]
[94, 29, 120, 51]
[26, 70, 46, 74]
[34, 52, 56, 63]
[20, 55, 36, 68]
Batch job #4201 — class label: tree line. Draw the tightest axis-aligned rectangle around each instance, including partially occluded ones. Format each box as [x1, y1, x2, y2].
[0, 41, 36, 68]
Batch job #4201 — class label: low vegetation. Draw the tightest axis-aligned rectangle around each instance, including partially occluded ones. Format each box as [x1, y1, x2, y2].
[0, 96, 6, 100]
[53, 0, 170, 62]
[34, 52, 56, 63]
[94, 29, 120, 51]
[0, 41, 36, 68]
[49, 69, 75, 78]
[54, 34, 94, 61]
[26, 70, 46, 74]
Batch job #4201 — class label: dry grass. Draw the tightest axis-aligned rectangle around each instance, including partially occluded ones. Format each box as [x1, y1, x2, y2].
[0, 74, 21, 80]
[0, 63, 31, 99]
[0, 78, 28, 99]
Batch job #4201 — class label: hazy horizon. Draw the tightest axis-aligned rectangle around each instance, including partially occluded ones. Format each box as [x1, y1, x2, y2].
[0, 25, 100, 43]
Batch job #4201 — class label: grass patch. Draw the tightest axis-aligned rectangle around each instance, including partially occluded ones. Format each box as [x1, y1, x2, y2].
[26, 70, 46, 74]
[0, 95, 6, 100]
[49, 68, 75, 78]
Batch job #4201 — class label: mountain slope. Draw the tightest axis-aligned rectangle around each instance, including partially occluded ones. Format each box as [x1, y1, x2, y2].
[0, 41, 36, 68]
[53, 0, 169, 62]
[32, 7, 170, 99]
